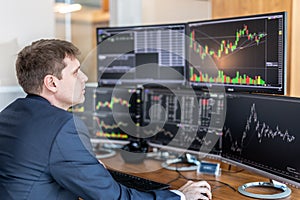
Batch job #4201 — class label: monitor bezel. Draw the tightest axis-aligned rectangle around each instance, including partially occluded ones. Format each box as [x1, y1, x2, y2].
[221, 157, 300, 188]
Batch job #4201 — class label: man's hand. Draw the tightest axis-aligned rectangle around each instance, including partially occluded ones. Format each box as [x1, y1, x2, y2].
[178, 180, 212, 200]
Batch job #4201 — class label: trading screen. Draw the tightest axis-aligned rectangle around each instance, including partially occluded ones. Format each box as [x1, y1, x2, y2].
[96, 24, 187, 86]
[142, 87, 226, 155]
[188, 12, 286, 94]
[222, 93, 300, 186]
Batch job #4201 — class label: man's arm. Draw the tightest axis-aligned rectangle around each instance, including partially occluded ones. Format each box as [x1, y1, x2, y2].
[49, 117, 180, 200]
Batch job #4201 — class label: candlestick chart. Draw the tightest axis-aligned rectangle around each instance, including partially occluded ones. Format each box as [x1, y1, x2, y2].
[187, 13, 285, 94]
[91, 86, 142, 141]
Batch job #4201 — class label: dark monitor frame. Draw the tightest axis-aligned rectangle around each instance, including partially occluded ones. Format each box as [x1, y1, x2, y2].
[187, 12, 287, 95]
[222, 93, 300, 188]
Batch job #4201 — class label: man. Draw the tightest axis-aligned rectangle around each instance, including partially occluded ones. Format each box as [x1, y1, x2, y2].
[0, 39, 212, 199]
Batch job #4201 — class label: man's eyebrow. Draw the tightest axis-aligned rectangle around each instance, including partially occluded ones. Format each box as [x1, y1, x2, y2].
[72, 66, 81, 73]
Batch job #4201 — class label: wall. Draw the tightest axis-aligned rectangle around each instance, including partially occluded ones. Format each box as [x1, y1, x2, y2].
[110, 0, 211, 26]
[0, 86, 25, 111]
[110, 0, 142, 26]
[141, 0, 211, 25]
[212, 0, 290, 19]
[290, 0, 300, 97]
[0, 0, 55, 86]
[0, 0, 54, 109]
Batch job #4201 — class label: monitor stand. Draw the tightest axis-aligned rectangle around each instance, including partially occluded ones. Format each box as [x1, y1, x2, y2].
[161, 153, 200, 171]
[92, 143, 116, 159]
[238, 180, 291, 199]
[94, 148, 116, 159]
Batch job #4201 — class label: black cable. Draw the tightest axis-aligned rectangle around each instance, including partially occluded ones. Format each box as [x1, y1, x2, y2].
[174, 167, 237, 192]
[205, 179, 237, 192]
[221, 164, 245, 173]
[221, 168, 245, 173]
[166, 173, 181, 185]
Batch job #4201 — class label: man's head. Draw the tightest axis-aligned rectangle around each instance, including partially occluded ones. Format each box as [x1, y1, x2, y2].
[16, 39, 80, 94]
[16, 39, 88, 110]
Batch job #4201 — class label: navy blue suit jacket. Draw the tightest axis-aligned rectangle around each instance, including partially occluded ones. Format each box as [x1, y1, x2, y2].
[0, 94, 179, 200]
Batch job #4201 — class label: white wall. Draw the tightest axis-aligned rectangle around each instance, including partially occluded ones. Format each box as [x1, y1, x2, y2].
[0, 86, 25, 111]
[110, 0, 211, 26]
[0, 0, 55, 86]
[142, 0, 211, 25]
[110, 0, 142, 26]
[0, 0, 55, 109]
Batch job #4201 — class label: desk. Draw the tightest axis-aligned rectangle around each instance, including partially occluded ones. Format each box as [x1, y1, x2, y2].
[101, 152, 300, 200]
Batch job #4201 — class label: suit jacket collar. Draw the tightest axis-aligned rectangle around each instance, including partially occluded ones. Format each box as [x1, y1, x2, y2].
[26, 94, 51, 105]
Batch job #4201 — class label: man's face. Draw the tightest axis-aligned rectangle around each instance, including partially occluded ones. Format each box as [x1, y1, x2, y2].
[55, 56, 88, 109]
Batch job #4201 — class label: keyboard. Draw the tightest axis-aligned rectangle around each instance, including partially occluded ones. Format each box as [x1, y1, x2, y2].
[108, 169, 170, 192]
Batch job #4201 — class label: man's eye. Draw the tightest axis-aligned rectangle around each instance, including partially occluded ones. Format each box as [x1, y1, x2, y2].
[74, 70, 79, 75]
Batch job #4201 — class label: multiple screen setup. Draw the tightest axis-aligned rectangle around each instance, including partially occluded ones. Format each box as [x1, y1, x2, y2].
[96, 12, 286, 94]
[71, 11, 300, 197]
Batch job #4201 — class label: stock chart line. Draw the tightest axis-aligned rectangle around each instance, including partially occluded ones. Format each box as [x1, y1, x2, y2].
[143, 126, 174, 138]
[193, 136, 212, 146]
[93, 116, 129, 139]
[190, 24, 267, 60]
[95, 97, 131, 110]
[247, 104, 295, 143]
[95, 131, 129, 139]
[224, 103, 296, 154]
[93, 116, 128, 130]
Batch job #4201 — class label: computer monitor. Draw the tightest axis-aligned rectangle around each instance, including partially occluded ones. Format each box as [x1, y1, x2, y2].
[91, 86, 142, 143]
[222, 93, 300, 189]
[96, 23, 187, 86]
[187, 12, 286, 94]
[141, 86, 226, 160]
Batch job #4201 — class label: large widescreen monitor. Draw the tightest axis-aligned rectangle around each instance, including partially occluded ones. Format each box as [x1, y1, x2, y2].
[222, 93, 300, 188]
[141, 87, 226, 159]
[187, 12, 286, 94]
[96, 23, 187, 86]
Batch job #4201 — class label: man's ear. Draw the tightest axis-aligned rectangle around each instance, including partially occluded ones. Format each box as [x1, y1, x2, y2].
[44, 75, 58, 93]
